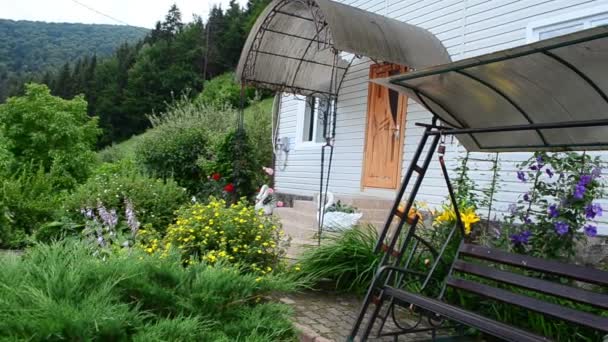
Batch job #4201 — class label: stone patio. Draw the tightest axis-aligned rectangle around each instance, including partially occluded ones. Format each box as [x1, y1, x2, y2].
[281, 290, 437, 342]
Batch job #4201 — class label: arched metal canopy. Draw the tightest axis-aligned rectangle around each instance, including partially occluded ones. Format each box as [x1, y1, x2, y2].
[236, 0, 451, 97]
[373, 25, 608, 152]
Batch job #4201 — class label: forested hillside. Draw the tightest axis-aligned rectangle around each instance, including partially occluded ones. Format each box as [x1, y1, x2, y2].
[0, 19, 147, 101]
[2, 0, 270, 146]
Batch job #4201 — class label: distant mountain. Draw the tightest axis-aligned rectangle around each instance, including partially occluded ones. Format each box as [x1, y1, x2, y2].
[0, 19, 147, 101]
[0, 19, 148, 75]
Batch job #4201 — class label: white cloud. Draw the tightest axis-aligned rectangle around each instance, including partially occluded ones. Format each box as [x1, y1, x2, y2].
[0, 0, 249, 28]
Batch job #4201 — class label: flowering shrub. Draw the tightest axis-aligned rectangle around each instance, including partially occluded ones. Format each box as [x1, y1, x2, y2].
[159, 198, 286, 273]
[503, 152, 605, 260]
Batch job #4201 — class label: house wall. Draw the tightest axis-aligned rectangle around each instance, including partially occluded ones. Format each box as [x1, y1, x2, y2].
[274, 0, 608, 234]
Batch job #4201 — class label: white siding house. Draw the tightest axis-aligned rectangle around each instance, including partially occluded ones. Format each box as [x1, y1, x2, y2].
[273, 0, 608, 234]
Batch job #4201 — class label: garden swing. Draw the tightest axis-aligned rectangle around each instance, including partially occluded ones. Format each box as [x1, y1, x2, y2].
[349, 26, 608, 341]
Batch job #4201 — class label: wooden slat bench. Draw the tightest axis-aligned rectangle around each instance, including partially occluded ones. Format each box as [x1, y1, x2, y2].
[374, 243, 608, 341]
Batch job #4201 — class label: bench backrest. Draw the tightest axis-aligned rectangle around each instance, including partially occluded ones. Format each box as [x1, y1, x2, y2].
[447, 243, 608, 333]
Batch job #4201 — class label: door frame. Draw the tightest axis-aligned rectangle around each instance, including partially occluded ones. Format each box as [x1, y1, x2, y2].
[360, 63, 408, 191]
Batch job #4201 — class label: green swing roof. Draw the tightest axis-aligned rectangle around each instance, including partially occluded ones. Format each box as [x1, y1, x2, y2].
[372, 25, 608, 152]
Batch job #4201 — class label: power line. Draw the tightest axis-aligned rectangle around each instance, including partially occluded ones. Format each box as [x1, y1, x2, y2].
[69, 0, 149, 32]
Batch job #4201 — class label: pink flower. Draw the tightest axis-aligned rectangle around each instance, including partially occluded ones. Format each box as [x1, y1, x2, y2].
[263, 167, 274, 176]
[276, 201, 284, 207]
[267, 187, 274, 194]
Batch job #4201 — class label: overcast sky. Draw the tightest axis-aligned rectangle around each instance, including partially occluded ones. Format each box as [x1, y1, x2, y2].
[0, 0, 249, 28]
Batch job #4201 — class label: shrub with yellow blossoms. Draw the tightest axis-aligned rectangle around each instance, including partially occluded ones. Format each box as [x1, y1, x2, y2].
[160, 197, 285, 274]
[433, 204, 480, 235]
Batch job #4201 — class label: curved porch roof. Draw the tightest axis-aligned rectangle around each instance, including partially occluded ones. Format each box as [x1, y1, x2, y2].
[235, 0, 451, 97]
[372, 26, 608, 152]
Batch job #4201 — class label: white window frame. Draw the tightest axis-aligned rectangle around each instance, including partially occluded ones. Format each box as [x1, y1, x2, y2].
[295, 95, 328, 149]
[526, 4, 608, 43]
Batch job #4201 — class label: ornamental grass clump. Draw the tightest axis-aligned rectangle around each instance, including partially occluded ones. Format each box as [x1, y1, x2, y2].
[296, 224, 381, 293]
[159, 197, 286, 273]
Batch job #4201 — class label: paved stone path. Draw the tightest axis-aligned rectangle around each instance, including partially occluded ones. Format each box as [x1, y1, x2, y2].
[282, 291, 436, 341]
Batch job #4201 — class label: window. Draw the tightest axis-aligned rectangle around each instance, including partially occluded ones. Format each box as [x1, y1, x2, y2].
[527, 5, 608, 42]
[296, 96, 333, 147]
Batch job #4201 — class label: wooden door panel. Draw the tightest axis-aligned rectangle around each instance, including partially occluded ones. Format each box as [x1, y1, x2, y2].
[362, 63, 408, 189]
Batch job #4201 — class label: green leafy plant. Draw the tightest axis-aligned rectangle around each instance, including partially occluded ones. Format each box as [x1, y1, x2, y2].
[0, 165, 66, 248]
[158, 198, 286, 274]
[0, 240, 299, 341]
[0, 83, 101, 189]
[197, 72, 256, 108]
[326, 200, 358, 214]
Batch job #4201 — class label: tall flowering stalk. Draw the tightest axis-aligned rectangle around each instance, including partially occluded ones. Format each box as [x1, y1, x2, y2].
[80, 198, 142, 258]
[503, 152, 605, 260]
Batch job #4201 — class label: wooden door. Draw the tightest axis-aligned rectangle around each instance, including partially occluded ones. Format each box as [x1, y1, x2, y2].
[362, 63, 408, 189]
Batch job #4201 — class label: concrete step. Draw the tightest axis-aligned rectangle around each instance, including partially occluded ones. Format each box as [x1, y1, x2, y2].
[274, 207, 316, 224]
[293, 199, 318, 211]
[339, 196, 395, 210]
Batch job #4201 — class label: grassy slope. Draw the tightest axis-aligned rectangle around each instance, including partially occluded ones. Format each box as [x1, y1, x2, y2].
[97, 98, 274, 163]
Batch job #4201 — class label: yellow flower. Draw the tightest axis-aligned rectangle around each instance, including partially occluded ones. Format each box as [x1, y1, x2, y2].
[460, 208, 480, 235]
[434, 208, 456, 226]
[294, 266, 301, 272]
[233, 247, 239, 252]
[255, 277, 262, 282]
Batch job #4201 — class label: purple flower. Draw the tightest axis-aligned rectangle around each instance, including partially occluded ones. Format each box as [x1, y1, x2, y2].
[536, 155, 544, 164]
[584, 203, 603, 219]
[545, 168, 554, 178]
[580, 175, 592, 186]
[591, 167, 602, 179]
[125, 198, 140, 236]
[548, 204, 559, 218]
[97, 203, 118, 228]
[573, 184, 586, 199]
[554, 221, 569, 235]
[510, 230, 532, 245]
[80, 208, 94, 219]
[517, 171, 526, 182]
[524, 216, 533, 224]
[584, 224, 597, 237]
[523, 193, 530, 202]
[530, 165, 538, 171]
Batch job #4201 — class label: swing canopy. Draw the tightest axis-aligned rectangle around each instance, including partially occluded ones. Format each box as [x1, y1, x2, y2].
[373, 25, 608, 152]
[235, 0, 451, 97]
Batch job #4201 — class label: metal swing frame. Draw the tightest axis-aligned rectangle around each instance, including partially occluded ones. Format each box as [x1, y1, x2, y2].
[348, 116, 608, 341]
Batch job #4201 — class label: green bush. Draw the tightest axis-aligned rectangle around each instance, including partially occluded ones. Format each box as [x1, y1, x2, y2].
[0, 240, 298, 341]
[0, 83, 100, 189]
[198, 72, 256, 108]
[244, 98, 274, 170]
[0, 165, 66, 248]
[136, 112, 214, 195]
[63, 160, 188, 234]
[297, 225, 382, 293]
